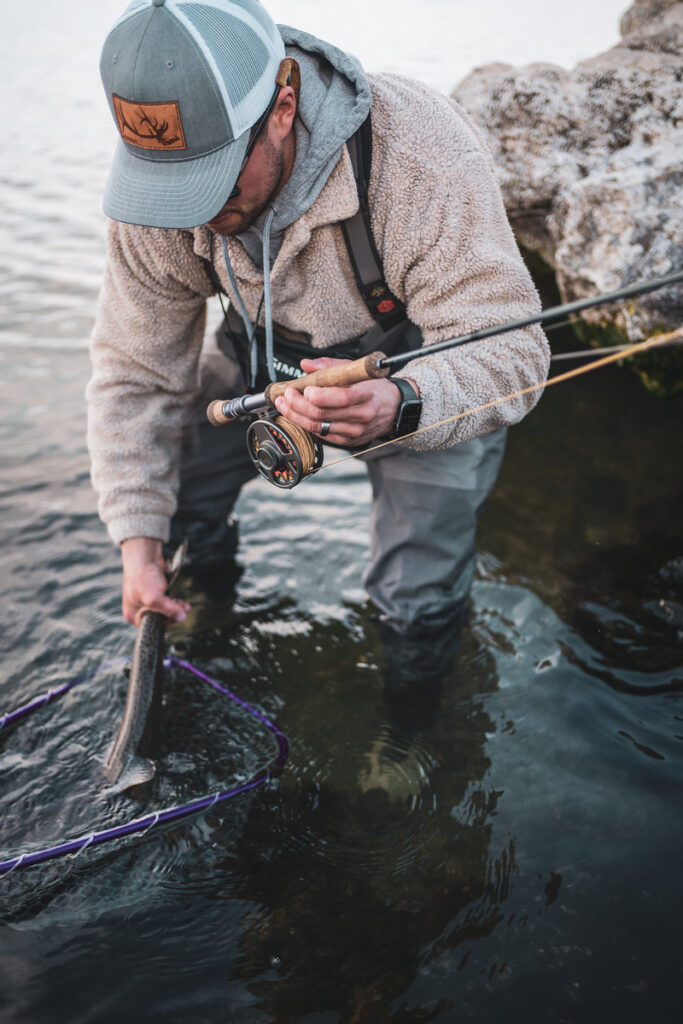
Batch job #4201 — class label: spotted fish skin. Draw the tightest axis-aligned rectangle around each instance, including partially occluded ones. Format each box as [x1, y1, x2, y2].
[103, 541, 186, 791]
[103, 610, 166, 789]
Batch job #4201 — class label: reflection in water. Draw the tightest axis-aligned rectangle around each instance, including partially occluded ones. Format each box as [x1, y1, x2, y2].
[212, 611, 520, 1022]
[567, 539, 683, 676]
[0, 595, 535, 1023]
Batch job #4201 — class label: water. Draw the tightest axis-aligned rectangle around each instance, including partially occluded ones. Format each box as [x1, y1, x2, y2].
[2, 2, 681, 1022]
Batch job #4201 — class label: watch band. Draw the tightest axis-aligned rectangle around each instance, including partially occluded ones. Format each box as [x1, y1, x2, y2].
[389, 377, 422, 438]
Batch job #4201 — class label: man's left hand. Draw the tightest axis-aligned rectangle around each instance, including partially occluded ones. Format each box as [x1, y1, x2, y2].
[273, 357, 419, 448]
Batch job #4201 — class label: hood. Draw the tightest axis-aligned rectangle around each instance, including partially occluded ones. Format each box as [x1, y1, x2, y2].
[235, 25, 372, 265]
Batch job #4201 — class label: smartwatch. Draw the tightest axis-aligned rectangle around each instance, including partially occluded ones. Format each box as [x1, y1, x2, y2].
[389, 377, 422, 437]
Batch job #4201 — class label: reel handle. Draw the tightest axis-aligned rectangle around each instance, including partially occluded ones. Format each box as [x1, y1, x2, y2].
[265, 351, 390, 404]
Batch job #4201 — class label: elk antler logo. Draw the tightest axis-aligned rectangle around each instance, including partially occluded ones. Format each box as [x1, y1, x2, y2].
[113, 94, 187, 151]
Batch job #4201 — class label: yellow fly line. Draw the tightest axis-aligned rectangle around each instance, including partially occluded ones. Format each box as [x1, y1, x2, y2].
[321, 327, 683, 471]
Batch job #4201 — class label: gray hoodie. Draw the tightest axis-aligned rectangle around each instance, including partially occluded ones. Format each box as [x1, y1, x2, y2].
[235, 26, 372, 267]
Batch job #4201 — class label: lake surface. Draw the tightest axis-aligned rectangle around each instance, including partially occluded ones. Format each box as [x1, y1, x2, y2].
[1, 2, 681, 1022]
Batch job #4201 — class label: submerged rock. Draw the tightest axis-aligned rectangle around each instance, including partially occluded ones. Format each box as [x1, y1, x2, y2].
[452, 0, 683, 392]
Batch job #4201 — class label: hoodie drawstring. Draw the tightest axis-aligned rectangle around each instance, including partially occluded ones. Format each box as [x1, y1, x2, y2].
[220, 236, 258, 387]
[261, 206, 277, 384]
[220, 206, 278, 388]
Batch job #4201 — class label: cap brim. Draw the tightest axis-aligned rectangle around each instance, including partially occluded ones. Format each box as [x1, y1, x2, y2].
[102, 132, 250, 229]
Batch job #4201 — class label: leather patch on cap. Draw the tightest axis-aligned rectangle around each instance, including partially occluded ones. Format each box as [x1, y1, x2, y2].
[112, 94, 187, 151]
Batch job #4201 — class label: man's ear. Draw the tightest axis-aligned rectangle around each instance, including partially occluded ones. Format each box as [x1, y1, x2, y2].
[271, 85, 297, 140]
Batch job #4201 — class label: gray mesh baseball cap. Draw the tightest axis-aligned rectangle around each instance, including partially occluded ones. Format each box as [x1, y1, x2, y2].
[100, 0, 285, 228]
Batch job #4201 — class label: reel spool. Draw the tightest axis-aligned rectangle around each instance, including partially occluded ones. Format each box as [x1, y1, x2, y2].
[246, 416, 324, 489]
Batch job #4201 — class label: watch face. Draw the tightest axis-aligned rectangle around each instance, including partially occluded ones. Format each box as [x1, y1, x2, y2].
[390, 378, 422, 437]
[397, 400, 422, 435]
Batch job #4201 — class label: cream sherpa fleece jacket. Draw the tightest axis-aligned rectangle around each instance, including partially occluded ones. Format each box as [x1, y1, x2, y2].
[88, 74, 550, 545]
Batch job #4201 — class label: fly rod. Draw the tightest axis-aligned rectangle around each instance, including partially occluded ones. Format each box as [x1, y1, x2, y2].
[207, 268, 683, 426]
[206, 351, 391, 426]
[206, 270, 682, 488]
[380, 267, 683, 369]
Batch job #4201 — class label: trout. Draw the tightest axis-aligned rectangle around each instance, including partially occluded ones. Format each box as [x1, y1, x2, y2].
[103, 542, 186, 790]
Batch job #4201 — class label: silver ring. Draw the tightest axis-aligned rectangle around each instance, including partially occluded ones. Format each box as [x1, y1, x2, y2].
[320, 421, 331, 437]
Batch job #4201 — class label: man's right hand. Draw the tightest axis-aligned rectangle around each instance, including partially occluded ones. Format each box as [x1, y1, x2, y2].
[121, 537, 191, 626]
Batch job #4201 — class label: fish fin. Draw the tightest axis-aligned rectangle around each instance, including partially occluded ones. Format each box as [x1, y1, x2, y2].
[107, 756, 157, 794]
[165, 539, 188, 590]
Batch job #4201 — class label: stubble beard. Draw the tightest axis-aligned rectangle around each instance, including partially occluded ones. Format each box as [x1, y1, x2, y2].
[213, 136, 286, 236]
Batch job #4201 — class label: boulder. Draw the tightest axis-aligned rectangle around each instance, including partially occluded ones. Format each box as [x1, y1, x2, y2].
[452, 0, 683, 391]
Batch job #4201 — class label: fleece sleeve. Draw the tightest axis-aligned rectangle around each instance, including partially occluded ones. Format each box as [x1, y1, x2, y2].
[86, 220, 213, 545]
[368, 78, 550, 449]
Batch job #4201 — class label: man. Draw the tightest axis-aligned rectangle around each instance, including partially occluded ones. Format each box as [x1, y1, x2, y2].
[88, 0, 549, 635]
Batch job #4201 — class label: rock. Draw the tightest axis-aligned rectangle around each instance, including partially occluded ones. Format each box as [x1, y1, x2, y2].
[452, 0, 683, 391]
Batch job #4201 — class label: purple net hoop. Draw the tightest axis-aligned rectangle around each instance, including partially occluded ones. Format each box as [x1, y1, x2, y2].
[0, 655, 288, 876]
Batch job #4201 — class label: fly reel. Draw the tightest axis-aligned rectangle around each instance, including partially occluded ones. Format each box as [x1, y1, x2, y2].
[246, 416, 324, 489]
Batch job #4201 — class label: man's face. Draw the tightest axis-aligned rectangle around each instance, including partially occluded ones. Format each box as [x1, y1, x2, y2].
[205, 128, 286, 236]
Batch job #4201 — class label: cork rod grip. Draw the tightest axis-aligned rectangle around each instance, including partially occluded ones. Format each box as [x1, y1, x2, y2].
[206, 401, 232, 426]
[265, 351, 389, 404]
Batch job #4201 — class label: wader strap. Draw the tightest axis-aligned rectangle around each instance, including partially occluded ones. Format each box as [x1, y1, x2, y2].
[201, 115, 407, 334]
[341, 114, 407, 331]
